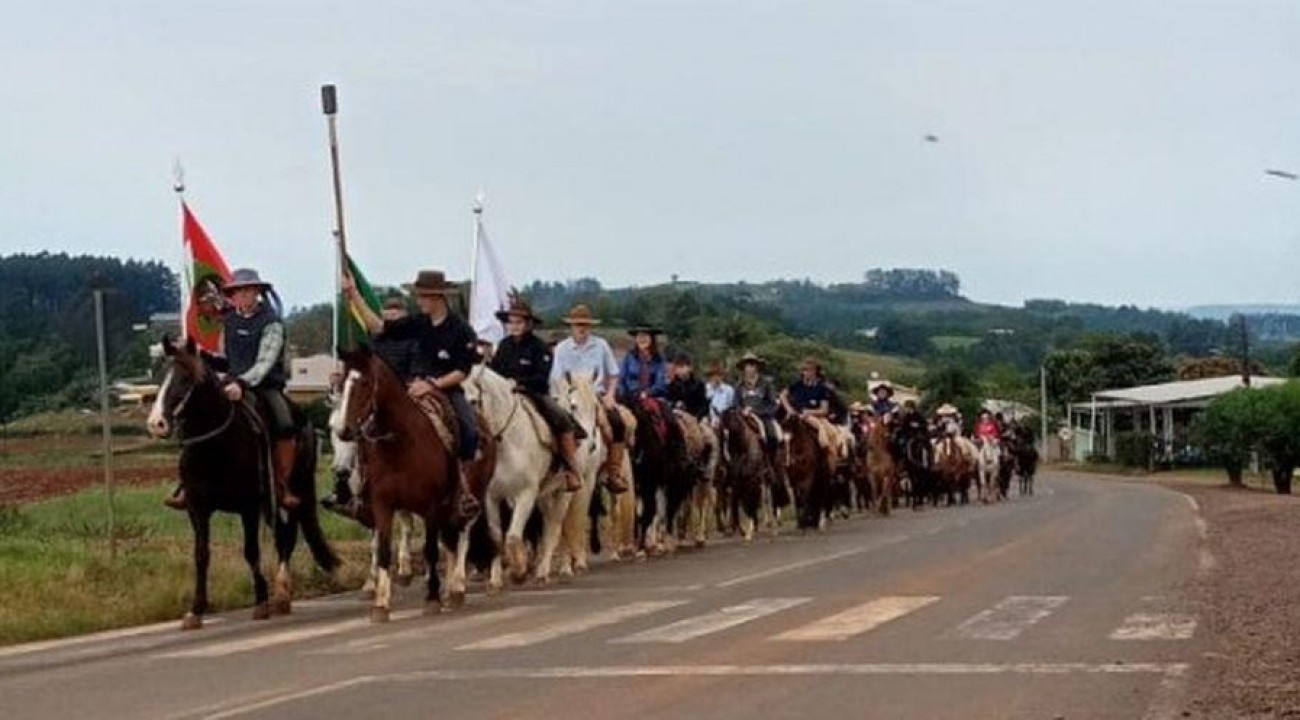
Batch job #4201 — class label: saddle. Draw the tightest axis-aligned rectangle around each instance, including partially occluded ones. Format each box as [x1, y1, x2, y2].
[638, 397, 672, 445]
[411, 391, 459, 456]
[673, 410, 707, 461]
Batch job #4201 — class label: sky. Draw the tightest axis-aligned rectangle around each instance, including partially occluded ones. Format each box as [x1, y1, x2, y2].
[2, 0, 1299, 310]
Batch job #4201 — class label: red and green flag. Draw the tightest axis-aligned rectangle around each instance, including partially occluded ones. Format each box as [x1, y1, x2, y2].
[181, 202, 232, 353]
[338, 253, 381, 351]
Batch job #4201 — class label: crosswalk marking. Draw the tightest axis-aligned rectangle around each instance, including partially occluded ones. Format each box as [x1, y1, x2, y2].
[457, 601, 686, 651]
[613, 598, 809, 644]
[773, 596, 940, 642]
[1110, 613, 1197, 641]
[951, 596, 1069, 640]
[156, 610, 421, 659]
[305, 606, 549, 656]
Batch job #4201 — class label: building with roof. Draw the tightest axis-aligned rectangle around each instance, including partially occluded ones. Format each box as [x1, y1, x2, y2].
[286, 354, 339, 403]
[1066, 375, 1286, 463]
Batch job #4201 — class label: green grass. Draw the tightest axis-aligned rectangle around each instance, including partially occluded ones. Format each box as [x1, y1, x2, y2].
[0, 475, 374, 646]
[930, 335, 980, 351]
[832, 348, 926, 387]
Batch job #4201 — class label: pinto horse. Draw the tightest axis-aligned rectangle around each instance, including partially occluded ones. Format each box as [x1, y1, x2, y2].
[334, 346, 488, 620]
[718, 408, 768, 543]
[781, 416, 830, 531]
[628, 398, 691, 555]
[147, 338, 338, 630]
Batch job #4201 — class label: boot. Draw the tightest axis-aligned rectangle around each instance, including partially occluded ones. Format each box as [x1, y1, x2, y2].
[601, 441, 630, 494]
[273, 439, 302, 509]
[457, 464, 482, 521]
[163, 485, 187, 510]
[321, 473, 358, 518]
[558, 432, 583, 492]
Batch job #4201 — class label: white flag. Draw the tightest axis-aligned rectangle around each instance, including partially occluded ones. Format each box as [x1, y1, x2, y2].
[469, 214, 512, 346]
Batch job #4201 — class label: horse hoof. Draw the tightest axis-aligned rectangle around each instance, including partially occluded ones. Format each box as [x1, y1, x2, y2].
[180, 613, 203, 631]
[694, 539, 706, 549]
[424, 601, 445, 617]
[448, 590, 467, 609]
[486, 581, 503, 597]
[360, 588, 376, 601]
[369, 607, 391, 624]
[395, 573, 414, 588]
[252, 602, 271, 621]
[533, 575, 552, 588]
[271, 597, 292, 617]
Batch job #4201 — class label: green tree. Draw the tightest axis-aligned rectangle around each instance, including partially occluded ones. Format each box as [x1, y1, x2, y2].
[919, 364, 982, 420]
[1192, 389, 1260, 486]
[1251, 382, 1300, 494]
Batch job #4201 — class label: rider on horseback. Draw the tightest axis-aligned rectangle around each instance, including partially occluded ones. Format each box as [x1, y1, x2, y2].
[780, 357, 832, 419]
[489, 299, 584, 493]
[666, 352, 709, 421]
[734, 352, 780, 454]
[165, 268, 301, 511]
[617, 326, 669, 402]
[704, 359, 736, 427]
[342, 269, 482, 515]
[549, 304, 630, 494]
[974, 409, 1000, 445]
[870, 382, 898, 421]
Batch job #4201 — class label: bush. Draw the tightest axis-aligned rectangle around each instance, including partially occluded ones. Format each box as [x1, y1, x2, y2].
[1114, 431, 1155, 468]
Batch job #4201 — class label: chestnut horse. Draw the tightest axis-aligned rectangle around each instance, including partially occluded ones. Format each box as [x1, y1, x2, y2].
[781, 416, 830, 531]
[865, 417, 897, 516]
[334, 346, 491, 620]
[718, 408, 768, 542]
[147, 338, 338, 630]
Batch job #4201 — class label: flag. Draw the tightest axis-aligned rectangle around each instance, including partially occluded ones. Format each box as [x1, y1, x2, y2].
[338, 253, 381, 351]
[468, 214, 512, 346]
[182, 202, 232, 353]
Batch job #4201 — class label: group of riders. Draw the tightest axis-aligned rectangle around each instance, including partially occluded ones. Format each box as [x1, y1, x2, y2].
[162, 264, 1035, 517]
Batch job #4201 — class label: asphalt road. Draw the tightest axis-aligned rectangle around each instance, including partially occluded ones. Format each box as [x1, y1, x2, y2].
[0, 472, 1205, 720]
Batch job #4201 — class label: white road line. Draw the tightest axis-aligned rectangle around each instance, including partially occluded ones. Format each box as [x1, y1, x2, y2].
[304, 606, 548, 656]
[457, 601, 685, 650]
[201, 676, 377, 720]
[0, 617, 226, 659]
[1110, 613, 1197, 641]
[157, 610, 421, 659]
[613, 598, 809, 644]
[951, 596, 1069, 640]
[714, 534, 908, 588]
[772, 596, 940, 642]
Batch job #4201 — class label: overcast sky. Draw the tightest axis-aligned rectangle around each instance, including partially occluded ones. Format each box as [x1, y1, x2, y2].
[2, 0, 1299, 309]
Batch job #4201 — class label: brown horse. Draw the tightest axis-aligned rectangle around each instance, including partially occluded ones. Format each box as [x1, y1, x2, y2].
[334, 346, 493, 621]
[718, 408, 769, 542]
[865, 417, 898, 516]
[781, 416, 830, 530]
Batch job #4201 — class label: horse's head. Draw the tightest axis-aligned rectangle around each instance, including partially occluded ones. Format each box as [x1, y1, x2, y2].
[147, 335, 211, 440]
[558, 369, 601, 432]
[333, 345, 381, 443]
[463, 364, 513, 422]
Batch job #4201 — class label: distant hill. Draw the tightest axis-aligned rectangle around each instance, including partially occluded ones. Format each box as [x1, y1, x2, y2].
[1186, 304, 1300, 321]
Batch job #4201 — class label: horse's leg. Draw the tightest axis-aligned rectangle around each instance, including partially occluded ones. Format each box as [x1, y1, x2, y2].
[363, 530, 380, 598]
[421, 515, 443, 615]
[485, 489, 505, 596]
[446, 519, 472, 608]
[370, 507, 394, 623]
[183, 510, 212, 630]
[271, 511, 297, 616]
[240, 511, 271, 621]
[505, 486, 539, 585]
[534, 488, 571, 586]
[396, 512, 414, 587]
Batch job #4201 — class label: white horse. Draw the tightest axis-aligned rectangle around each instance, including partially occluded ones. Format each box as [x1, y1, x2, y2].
[552, 372, 607, 579]
[328, 403, 416, 592]
[463, 365, 561, 590]
[975, 439, 1001, 504]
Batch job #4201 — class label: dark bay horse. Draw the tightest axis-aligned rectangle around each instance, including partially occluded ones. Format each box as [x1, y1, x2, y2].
[718, 408, 768, 542]
[334, 346, 492, 621]
[628, 399, 690, 555]
[147, 338, 338, 630]
[781, 416, 829, 531]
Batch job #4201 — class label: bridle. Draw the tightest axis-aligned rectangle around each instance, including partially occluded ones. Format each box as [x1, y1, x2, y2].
[167, 367, 236, 447]
[348, 370, 394, 443]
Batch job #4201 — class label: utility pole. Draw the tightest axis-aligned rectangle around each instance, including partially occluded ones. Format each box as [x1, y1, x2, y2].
[93, 283, 118, 560]
[1039, 365, 1048, 457]
[1238, 314, 1251, 387]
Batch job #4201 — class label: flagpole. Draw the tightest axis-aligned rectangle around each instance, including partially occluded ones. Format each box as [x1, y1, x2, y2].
[173, 160, 190, 343]
[321, 84, 347, 357]
[469, 191, 484, 325]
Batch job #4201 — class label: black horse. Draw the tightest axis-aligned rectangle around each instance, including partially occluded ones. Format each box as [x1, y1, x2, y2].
[1008, 426, 1040, 496]
[148, 338, 338, 630]
[628, 399, 690, 555]
[893, 418, 938, 510]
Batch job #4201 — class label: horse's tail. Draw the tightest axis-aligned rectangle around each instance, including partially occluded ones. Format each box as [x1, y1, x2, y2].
[294, 431, 341, 573]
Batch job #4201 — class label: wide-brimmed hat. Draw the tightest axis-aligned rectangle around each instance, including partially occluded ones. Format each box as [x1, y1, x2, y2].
[849, 401, 868, 414]
[627, 325, 663, 337]
[222, 268, 272, 294]
[561, 304, 602, 326]
[872, 382, 895, 398]
[671, 352, 693, 366]
[381, 295, 408, 311]
[495, 299, 541, 325]
[936, 403, 958, 416]
[402, 269, 458, 296]
[735, 351, 766, 370]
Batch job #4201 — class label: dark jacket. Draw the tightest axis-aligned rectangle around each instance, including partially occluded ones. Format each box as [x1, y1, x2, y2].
[382, 312, 478, 382]
[490, 332, 553, 395]
[736, 377, 779, 417]
[223, 305, 287, 389]
[666, 375, 709, 419]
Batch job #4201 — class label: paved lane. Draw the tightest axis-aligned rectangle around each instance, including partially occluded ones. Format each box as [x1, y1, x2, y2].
[0, 472, 1204, 719]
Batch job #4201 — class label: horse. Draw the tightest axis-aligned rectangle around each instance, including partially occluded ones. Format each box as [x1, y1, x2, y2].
[147, 337, 338, 630]
[894, 422, 937, 510]
[975, 439, 1001, 504]
[328, 412, 416, 593]
[552, 372, 607, 580]
[864, 417, 897, 516]
[463, 364, 567, 587]
[673, 409, 719, 548]
[627, 398, 691, 555]
[334, 346, 486, 621]
[781, 415, 831, 531]
[718, 408, 769, 543]
[933, 434, 977, 506]
[1009, 428, 1040, 496]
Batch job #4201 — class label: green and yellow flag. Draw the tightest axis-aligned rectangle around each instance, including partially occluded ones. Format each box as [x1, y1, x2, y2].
[338, 253, 380, 351]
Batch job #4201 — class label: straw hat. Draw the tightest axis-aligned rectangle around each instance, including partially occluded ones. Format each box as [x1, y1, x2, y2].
[735, 352, 766, 370]
[936, 403, 958, 416]
[561, 304, 602, 326]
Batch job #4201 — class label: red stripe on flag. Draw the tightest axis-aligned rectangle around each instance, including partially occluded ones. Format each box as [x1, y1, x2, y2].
[182, 202, 232, 353]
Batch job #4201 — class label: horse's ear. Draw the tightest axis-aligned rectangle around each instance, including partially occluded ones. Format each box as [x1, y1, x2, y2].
[184, 336, 197, 356]
[162, 334, 177, 357]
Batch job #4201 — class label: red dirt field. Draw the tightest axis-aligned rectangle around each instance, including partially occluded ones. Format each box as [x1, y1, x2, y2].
[0, 464, 175, 505]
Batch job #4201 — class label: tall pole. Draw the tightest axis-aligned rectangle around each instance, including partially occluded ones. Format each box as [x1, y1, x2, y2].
[470, 191, 484, 323]
[94, 287, 117, 560]
[173, 161, 190, 343]
[1039, 365, 1048, 457]
[322, 84, 347, 356]
[1239, 314, 1252, 387]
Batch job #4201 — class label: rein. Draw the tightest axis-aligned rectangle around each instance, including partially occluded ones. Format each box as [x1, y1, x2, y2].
[179, 402, 237, 447]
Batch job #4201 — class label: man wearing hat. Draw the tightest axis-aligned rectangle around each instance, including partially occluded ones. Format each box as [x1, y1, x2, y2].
[870, 381, 899, 420]
[703, 359, 735, 427]
[489, 299, 583, 493]
[166, 268, 301, 510]
[343, 269, 482, 511]
[666, 352, 709, 421]
[734, 352, 780, 454]
[549, 304, 629, 493]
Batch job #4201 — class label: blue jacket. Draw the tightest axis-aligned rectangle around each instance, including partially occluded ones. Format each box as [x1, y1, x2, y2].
[618, 352, 668, 400]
